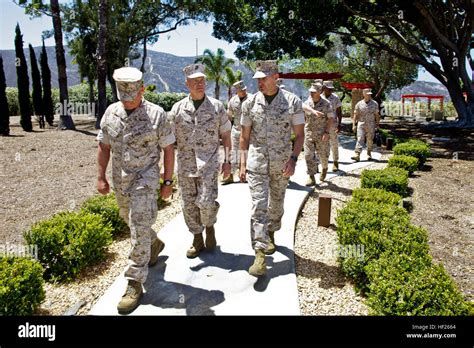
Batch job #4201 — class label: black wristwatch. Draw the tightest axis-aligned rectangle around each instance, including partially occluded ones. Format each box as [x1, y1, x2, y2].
[163, 179, 174, 186]
[290, 154, 298, 163]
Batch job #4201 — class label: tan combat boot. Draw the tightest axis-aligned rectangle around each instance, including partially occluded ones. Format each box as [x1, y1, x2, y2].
[149, 238, 165, 267]
[320, 168, 328, 182]
[332, 161, 339, 171]
[186, 233, 205, 258]
[305, 175, 316, 187]
[264, 231, 276, 255]
[221, 175, 234, 185]
[351, 153, 360, 162]
[205, 225, 216, 249]
[367, 151, 373, 161]
[249, 249, 266, 276]
[117, 280, 143, 314]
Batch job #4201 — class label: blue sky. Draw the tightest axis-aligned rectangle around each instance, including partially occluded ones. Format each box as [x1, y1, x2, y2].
[1, 0, 469, 84]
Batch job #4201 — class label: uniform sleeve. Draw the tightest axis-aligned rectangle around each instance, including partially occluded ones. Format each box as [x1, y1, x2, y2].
[335, 96, 342, 109]
[240, 98, 252, 127]
[227, 99, 235, 120]
[218, 102, 232, 135]
[167, 103, 178, 135]
[290, 96, 305, 126]
[157, 111, 176, 148]
[96, 107, 111, 144]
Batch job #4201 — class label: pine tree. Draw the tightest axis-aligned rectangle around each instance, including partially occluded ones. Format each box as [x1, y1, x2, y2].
[40, 40, 54, 126]
[14, 23, 32, 132]
[0, 55, 10, 136]
[29, 44, 44, 128]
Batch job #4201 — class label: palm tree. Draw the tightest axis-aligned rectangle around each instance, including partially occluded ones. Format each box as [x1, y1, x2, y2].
[221, 67, 243, 100]
[195, 48, 234, 100]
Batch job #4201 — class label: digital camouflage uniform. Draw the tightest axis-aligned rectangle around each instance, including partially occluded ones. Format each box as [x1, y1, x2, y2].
[228, 92, 252, 172]
[303, 96, 332, 175]
[354, 98, 379, 155]
[241, 88, 304, 250]
[325, 92, 342, 162]
[97, 99, 175, 283]
[168, 95, 231, 235]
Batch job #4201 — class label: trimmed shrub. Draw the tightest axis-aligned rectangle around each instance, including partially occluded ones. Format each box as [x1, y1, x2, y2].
[144, 92, 187, 111]
[366, 252, 469, 316]
[24, 211, 113, 282]
[336, 200, 424, 291]
[388, 155, 419, 175]
[393, 141, 431, 167]
[0, 257, 45, 315]
[352, 188, 402, 206]
[81, 194, 128, 237]
[361, 167, 409, 197]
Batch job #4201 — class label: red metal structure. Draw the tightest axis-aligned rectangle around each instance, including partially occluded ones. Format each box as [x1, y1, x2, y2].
[401, 94, 444, 115]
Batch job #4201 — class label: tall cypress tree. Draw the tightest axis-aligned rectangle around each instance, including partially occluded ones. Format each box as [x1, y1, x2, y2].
[14, 23, 32, 132]
[0, 54, 10, 136]
[29, 44, 44, 128]
[40, 40, 54, 126]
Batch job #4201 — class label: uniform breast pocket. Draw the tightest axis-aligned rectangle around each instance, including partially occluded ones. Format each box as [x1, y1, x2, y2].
[106, 121, 123, 138]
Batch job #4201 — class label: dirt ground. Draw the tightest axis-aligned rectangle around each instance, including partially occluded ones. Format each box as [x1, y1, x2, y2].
[0, 117, 102, 246]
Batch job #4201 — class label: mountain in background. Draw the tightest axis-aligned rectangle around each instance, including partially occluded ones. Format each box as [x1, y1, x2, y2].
[1, 46, 450, 101]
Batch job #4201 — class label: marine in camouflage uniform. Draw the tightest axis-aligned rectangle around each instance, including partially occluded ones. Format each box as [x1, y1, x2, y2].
[168, 63, 232, 258]
[97, 67, 175, 314]
[323, 80, 342, 171]
[225, 80, 252, 184]
[303, 82, 333, 186]
[240, 60, 305, 276]
[351, 88, 380, 161]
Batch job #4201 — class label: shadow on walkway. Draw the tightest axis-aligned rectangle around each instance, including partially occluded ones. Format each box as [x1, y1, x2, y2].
[142, 256, 225, 315]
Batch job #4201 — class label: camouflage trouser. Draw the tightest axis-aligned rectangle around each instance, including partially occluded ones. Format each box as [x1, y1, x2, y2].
[231, 127, 241, 173]
[329, 127, 339, 162]
[304, 133, 330, 175]
[179, 171, 219, 235]
[115, 188, 158, 284]
[355, 122, 375, 154]
[247, 170, 289, 251]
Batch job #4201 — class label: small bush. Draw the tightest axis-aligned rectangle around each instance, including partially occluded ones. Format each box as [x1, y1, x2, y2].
[388, 155, 419, 175]
[393, 141, 431, 167]
[361, 167, 409, 197]
[24, 211, 113, 282]
[144, 92, 187, 111]
[366, 252, 470, 316]
[81, 194, 128, 237]
[336, 200, 421, 290]
[352, 188, 402, 206]
[0, 257, 45, 315]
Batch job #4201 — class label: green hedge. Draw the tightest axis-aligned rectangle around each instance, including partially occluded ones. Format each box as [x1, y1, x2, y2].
[388, 155, 419, 175]
[393, 141, 431, 167]
[352, 188, 402, 206]
[361, 167, 409, 197]
[24, 211, 113, 282]
[80, 194, 128, 237]
[336, 200, 416, 290]
[0, 257, 45, 315]
[6, 86, 186, 115]
[366, 252, 470, 315]
[144, 91, 187, 111]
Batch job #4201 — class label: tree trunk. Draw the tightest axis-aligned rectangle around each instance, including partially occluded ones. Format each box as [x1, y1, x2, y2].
[214, 80, 219, 100]
[445, 68, 473, 127]
[51, 0, 75, 130]
[140, 36, 147, 73]
[107, 71, 118, 102]
[96, 0, 108, 130]
[228, 86, 232, 101]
